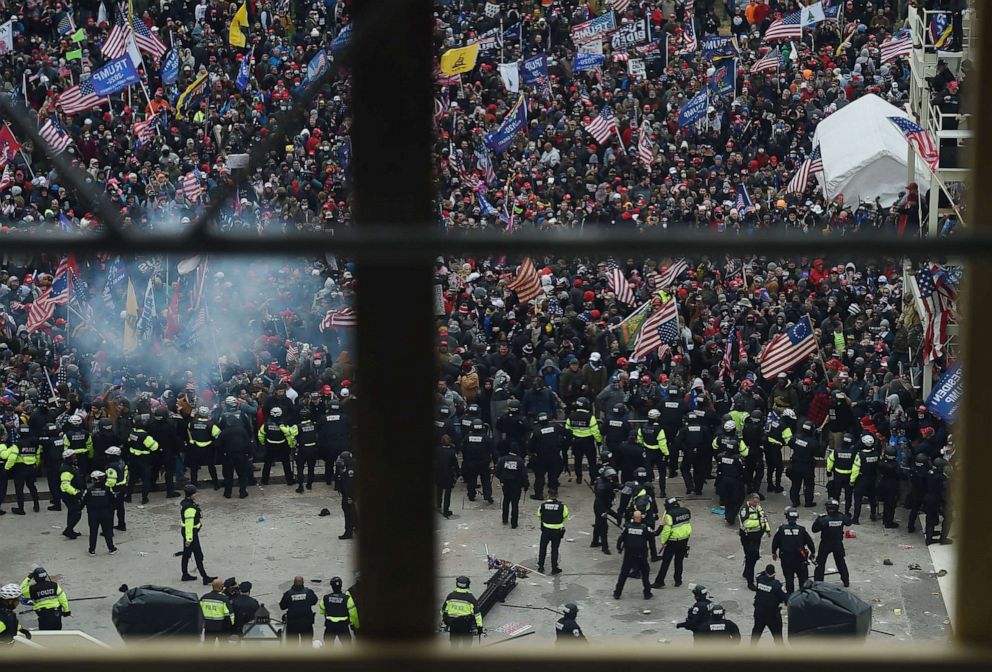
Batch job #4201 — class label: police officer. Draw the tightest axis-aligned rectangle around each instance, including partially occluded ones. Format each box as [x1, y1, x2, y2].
[788, 420, 818, 508]
[180, 484, 216, 584]
[104, 447, 129, 531]
[826, 433, 859, 516]
[199, 578, 234, 644]
[765, 409, 795, 493]
[20, 567, 70, 631]
[924, 457, 951, 545]
[591, 467, 618, 554]
[125, 414, 159, 505]
[618, 466, 648, 516]
[566, 397, 601, 484]
[6, 425, 40, 513]
[652, 497, 692, 588]
[739, 493, 771, 590]
[334, 451, 356, 539]
[537, 491, 569, 574]
[852, 434, 880, 525]
[742, 409, 765, 495]
[436, 435, 459, 518]
[751, 565, 786, 644]
[716, 423, 747, 525]
[528, 412, 566, 501]
[495, 400, 527, 456]
[693, 604, 740, 643]
[217, 410, 252, 499]
[440, 576, 483, 647]
[614, 430, 647, 485]
[41, 417, 63, 511]
[906, 453, 931, 534]
[1, 582, 32, 642]
[62, 414, 93, 474]
[771, 507, 816, 594]
[676, 585, 713, 634]
[626, 477, 661, 560]
[294, 408, 320, 492]
[603, 404, 631, 453]
[59, 449, 85, 539]
[82, 471, 117, 555]
[280, 576, 318, 645]
[149, 407, 182, 498]
[613, 510, 653, 600]
[659, 387, 685, 478]
[259, 407, 298, 486]
[555, 603, 586, 643]
[812, 499, 853, 587]
[677, 410, 712, 495]
[91, 417, 118, 469]
[637, 409, 669, 495]
[231, 580, 260, 636]
[495, 443, 529, 528]
[320, 576, 357, 645]
[878, 446, 902, 529]
[318, 399, 350, 484]
[0, 435, 12, 516]
[460, 418, 495, 503]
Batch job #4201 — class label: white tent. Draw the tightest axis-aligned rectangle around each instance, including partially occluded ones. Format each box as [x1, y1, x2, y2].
[812, 94, 931, 206]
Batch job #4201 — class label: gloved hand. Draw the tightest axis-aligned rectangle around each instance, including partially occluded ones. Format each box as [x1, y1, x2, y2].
[63, 611, 71, 618]
[20, 628, 31, 640]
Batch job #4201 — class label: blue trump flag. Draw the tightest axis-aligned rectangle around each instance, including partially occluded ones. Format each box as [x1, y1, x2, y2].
[161, 47, 179, 85]
[926, 360, 962, 422]
[90, 55, 141, 96]
[708, 58, 736, 97]
[678, 89, 708, 127]
[701, 34, 737, 59]
[236, 53, 252, 91]
[573, 51, 605, 73]
[331, 23, 352, 54]
[485, 95, 527, 153]
[519, 52, 548, 95]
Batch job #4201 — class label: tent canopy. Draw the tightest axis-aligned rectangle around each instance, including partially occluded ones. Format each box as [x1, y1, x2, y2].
[813, 94, 931, 206]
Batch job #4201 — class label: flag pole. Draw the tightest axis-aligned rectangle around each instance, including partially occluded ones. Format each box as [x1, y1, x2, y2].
[614, 127, 625, 152]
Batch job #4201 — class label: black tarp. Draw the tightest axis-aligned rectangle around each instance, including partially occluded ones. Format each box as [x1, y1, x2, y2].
[787, 581, 872, 638]
[112, 585, 203, 640]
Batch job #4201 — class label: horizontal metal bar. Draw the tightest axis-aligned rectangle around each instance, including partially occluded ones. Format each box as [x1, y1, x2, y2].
[3, 228, 991, 259]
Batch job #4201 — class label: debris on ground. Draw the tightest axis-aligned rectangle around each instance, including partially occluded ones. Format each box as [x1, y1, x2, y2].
[883, 559, 893, 565]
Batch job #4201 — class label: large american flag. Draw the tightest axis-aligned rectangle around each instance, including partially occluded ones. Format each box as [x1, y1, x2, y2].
[632, 295, 680, 361]
[134, 113, 159, 145]
[652, 259, 688, 290]
[611, 0, 630, 14]
[180, 171, 204, 202]
[718, 324, 736, 380]
[764, 11, 802, 41]
[916, 263, 958, 361]
[637, 129, 653, 169]
[607, 259, 636, 305]
[680, 14, 698, 53]
[39, 116, 73, 154]
[880, 29, 912, 64]
[102, 22, 129, 59]
[58, 78, 107, 114]
[759, 315, 817, 379]
[751, 48, 783, 73]
[583, 105, 617, 144]
[507, 257, 543, 303]
[27, 257, 77, 333]
[319, 306, 357, 331]
[888, 116, 939, 172]
[131, 15, 167, 59]
[786, 145, 823, 194]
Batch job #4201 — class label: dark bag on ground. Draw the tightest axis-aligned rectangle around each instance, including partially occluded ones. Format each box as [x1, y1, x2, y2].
[787, 581, 871, 639]
[112, 585, 203, 640]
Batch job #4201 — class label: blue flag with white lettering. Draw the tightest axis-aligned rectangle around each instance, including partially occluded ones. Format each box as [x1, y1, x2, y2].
[485, 95, 527, 154]
[926, 360, 961, 422]
[161, 47, 179, 85]
[678, 89, 708, 127]
[573, 52, 605, 73]
[701, 35, 737, 59]
[236, 53, 252, 91]
[90, 55, 141, 96]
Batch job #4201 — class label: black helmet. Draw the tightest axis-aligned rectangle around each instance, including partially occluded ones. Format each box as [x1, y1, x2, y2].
[330, 576, 343, 591]
[711, 604, 726, 618]
[467, 404, 480, 415]
[842, 433, 854, 445]
[98, 417, 114, 430]
[471, 418, 484, 431]
[884, 446, 897, 458]
[184, 484, 198, 496]
[575, 397, 590, 409]
[339, 451, 353, 462]
[749, 409, 762, 420]
[602, 467, 617, 479]
[933, 457, 948, 469]
[612, 403, 626, 415]
[299, 408, 311, 420]
[563, 603, 578, 618]
[801, 420, 815, 432]
[154, 407, 169, 419]
[785, 507, 799, 519]
[665, 497, 678, 510]
[692, 585, 708, 598]
[537, 412, 550, 423]
[826, 498, 840, 512]
[456, 576, 471, 589]
[507, 400, 521, 412]
[31, 567, 48, 580]
[634, 466, 648, 480]
[915, 453, 931, 467]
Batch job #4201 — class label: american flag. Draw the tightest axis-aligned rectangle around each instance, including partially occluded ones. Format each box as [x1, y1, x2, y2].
[450, 153, 482, 192]
[583, 105, 617, 144]
[131, 15, 167, 59]
[680, 15, 698, 52]
[718, 323, 736, 380]
[735, 184, 754, 213]
[475, 143, 496, 185]
[764, 11, 802, 41]
[652, 259, 688, 290]
[102, 4, 129, 58]
[180, 171, 204, 202]
[134, 113, 158, 145]
[916, 263, 957, 361]
[632, 295, 680, 362]
[58, 13, 76, 36]
[579, 84, 592, 107]
[27, 257, 77, 333]
[39, 116, 73, 154]
[612, 51, 630, 63]
[759, 315, 817, 379]
[607, 259, 636, 305]
[507, 257, 543, 303]
[319, 306, 357, 331]
[612, 0, 630, 14]
[58, 79, 107, 114]
[880, 29, 912, 63]
[751, 48, 783, 73]
[785, 145, 823, 194]
[286, 340, 300, 364]
[637, 128, 653, 169]
[888, 116, 939, 172]
[0, 165, 12, 194]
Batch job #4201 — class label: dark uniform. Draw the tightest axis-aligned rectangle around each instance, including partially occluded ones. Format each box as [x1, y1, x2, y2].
[590, 471, 617, 553]
[91, 421, 119, 469]
[826, 435, 859, 515]
[851, 438, 880, 524]
[614, 435, 647, 485]
[279, 584, 318, 645]
[82, 476, 117, 554]
[812, 503, 853, 587]
[217, 413, 252, 498]
[537, 497, 569, 573]
[751, 569, 786, 643]
[41, 422, 63, 511]
[878, 448, 902, 528]
[788, 425, 818, 507]
[231, 585, 260, 636]
[613, 520, 653, 599]
[334, 453, 356, 539]
[565, 403, 601, 484]
[771, 514, 815, 593]
[603, 407, 630, 452]
[554, 605, 586, 643]
[676, 590, 713, 633]
[636, 418, 669, 495]
[678, 411, 711, 495]
[528, 417, 566, 500]
[764, 415, 793, 493]
[294, 414, 320, 491]
[318, 403, 350, 484]
[149, 410, 181, 496]
[659, 394, 685, 478]
[494, 450, 528, 528]
[906, 454, 931, 534]
[716, 439, 746, 525]
[693, 607, 740, 642]
[924, 459, 951, 544]
[435, 441, 459, 517]
[742, 412, 765, 494]
[460, 423, 495, 502]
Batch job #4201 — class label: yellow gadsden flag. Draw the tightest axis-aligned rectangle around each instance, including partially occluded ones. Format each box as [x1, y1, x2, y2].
[440, 43, 480, 75]
[229, 2, 249, 47]
[124, 278, 138, 354]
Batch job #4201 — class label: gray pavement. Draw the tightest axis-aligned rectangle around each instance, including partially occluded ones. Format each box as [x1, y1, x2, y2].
[2, 474, 949, 646]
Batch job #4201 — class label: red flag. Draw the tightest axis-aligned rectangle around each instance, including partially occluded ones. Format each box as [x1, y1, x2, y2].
[0, 124, 22, 168]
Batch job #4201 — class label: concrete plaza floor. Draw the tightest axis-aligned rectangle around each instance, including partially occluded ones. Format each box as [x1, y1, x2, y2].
[2, 473, 950, 646]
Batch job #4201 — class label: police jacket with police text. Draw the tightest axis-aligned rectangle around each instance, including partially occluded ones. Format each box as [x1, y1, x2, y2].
[753, 573, 786, 613]
[555, 616, 586, 642]
[528, 423, 567, 463]
[771, 521, 815, 557]
[791, 431, 818, 470]
[461, 430, 496, 466]
[616, 521, 650, 555]
[495, 453, 529, 487]
[280, 586, 318, 624]
[812, 510, 852, 544]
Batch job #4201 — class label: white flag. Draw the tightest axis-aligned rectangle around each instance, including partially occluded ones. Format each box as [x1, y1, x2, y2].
[0, 21, 13, 54]
[126, 32, 144, 70]
[801, 3, 825, 28]
[98, 1, 108, 25]
[485, 2, 500, 18]
[578, 39, 603, 54]
[499, 62, 520, 93]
